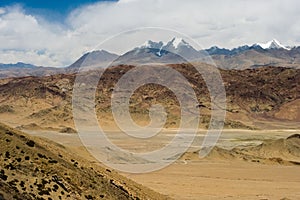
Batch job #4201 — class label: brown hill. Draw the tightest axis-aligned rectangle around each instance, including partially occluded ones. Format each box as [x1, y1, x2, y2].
[0, 65, 298, 130]
[182, 134, 300, 165]
[0, 123, 169, 200]
[248, 133, 300, 160]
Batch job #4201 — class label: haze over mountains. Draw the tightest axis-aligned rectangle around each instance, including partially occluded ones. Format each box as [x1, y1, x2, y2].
[1, 38, 300, 78]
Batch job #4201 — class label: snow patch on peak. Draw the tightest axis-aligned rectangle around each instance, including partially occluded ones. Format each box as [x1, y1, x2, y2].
[140, 40, 164, 49]
[170, 37, 189, 49]
[142, 40, 154, 48]
[256, 39, 290, 50]
[140, 37, 191, 50]
[172, 37, 183, 49]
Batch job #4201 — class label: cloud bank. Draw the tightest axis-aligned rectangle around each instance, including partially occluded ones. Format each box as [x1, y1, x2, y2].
[0, 0, 299, 67]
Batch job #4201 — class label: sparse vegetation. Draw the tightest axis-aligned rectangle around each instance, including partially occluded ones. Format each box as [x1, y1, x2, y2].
[0, 65, 298, 131]
[0, 123, 169, 200]
[0, 105, 14, 113]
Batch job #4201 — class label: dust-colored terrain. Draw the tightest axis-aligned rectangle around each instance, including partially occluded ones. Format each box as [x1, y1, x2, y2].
[0, 64, 299, 199]
[21, 128, 300, 200]
[131, 133, 300, 200]
[0, 123, 169, 200]
[0, 65, 299, 131]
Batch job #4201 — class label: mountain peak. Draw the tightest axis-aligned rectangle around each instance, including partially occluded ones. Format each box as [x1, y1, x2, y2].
[0, 62, 38, 69]
[168, 37, 190, 49]
[139, 37, 191, 50]
[141, 40, 164, 49]
[256, 39, 290, 50]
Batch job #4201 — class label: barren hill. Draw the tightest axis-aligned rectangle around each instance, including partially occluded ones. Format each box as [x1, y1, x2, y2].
[182, 133, 300, 166]
[0, 65, 298, 130]
[0, 123, 169, 200]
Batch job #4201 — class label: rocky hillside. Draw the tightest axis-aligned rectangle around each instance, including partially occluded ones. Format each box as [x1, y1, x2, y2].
[0, 123, 169, 200]
[0, 65, 298, 130]
[182, 134, 300, 166]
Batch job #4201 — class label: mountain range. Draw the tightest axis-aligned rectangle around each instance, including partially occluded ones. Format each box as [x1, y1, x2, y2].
[1, 38, 300, 78]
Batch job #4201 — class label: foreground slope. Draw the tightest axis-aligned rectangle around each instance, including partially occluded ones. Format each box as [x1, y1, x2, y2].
[0, 123, 169, 200]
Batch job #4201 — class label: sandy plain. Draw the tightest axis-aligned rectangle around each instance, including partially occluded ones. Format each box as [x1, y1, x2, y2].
[23, 128, 300, 200]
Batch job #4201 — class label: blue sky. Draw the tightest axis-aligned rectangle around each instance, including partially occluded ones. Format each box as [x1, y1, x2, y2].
[0, 0, 106, 13]
[0, 0, 116, 21]
[0, 0, 298, 67]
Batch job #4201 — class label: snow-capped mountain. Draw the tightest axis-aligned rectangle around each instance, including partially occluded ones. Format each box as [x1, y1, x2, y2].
[139, 37, 199, 58]
[2, 37, 300, 79]
[141, 37, 192, 50]
[162, 37, 200, 59]
[78, 38, 300, 69]
[207, 39, 300, 70]
[206, 39, 291, 56]
[255, 39, 290, 50]
[114, 37, 204, 65]
[140, 40, 165, 57]
[164, 37, 192, 49]
[141, 40, 165, 51]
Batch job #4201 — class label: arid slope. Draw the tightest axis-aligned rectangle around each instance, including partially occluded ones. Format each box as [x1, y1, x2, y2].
[0, 65, 298, 130]
[0, 123, 169, 200]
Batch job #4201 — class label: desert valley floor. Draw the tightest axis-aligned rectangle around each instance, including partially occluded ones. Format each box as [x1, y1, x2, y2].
[20, 128, 300, 200]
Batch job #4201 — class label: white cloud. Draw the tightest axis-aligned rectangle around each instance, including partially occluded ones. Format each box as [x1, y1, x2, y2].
[0, 8, 5, 15]
[0, 0, 300, 67]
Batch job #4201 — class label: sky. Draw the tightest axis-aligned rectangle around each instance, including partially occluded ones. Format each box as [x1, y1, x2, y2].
[0, 0, 299, 67]
[0, 0, 113, 20]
